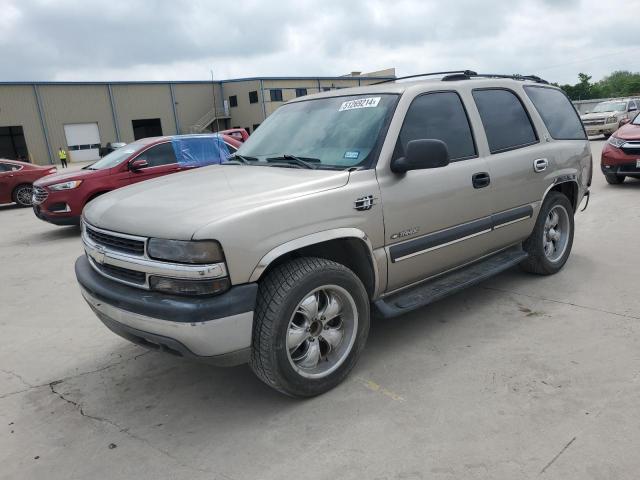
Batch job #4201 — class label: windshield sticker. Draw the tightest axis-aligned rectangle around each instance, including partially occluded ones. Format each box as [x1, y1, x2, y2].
[344, 151, 360, 159]
[338, 97, 381, 112]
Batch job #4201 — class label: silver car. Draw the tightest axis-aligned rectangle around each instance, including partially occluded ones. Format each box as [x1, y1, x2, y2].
[76, 71, 592, 397]
[580, 99, 639, 137]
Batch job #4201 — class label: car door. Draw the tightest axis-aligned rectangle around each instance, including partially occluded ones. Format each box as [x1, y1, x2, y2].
[127, 142, 179, 185]
[379, 90, 495, 291]
[470, 87, 559, 250]
[0, 163, 15, 203]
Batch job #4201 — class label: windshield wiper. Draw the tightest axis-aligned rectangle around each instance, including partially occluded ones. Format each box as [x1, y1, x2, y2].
[266, 154, 320, 169]
[224, 153, 258, 165]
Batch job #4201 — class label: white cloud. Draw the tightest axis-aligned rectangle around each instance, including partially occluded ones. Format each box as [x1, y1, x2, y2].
[0, 0, 638, 84]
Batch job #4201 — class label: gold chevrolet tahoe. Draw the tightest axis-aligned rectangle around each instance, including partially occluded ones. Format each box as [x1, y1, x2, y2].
[76, 71, 592, 397]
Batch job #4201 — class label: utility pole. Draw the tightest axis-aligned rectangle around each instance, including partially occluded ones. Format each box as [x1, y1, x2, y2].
[211, 69, 220, 132]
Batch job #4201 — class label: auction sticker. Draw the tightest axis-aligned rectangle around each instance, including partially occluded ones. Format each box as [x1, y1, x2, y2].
[338, 97, 381, 112]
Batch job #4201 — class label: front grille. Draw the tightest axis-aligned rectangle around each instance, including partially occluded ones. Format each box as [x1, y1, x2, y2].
[95, 262, 146, 285]
[583, 120, 605, 126]
[32, 186, 48, 205]
[86, 226, 145, 256]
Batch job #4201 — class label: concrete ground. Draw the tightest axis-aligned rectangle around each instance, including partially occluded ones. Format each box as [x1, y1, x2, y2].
[1, 139, 639, 480]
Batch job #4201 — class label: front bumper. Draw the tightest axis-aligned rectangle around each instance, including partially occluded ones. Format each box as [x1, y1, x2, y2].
[33, 204, 80, 225]
[584, 124, 617, 136]
[75, 255, 257, 365]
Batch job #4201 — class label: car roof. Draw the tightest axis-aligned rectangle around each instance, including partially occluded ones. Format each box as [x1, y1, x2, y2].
[288, 76, 559, 104]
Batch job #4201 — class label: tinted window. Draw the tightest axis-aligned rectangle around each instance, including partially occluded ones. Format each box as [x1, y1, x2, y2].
[137, 143, 177, 167]
[295, 88, 308, 97]
[229, 95, 238, 108]
[249, 91, 259, 104]
[524, 86, 586, 140]
[397, 91, 476, 161]
[0, 163, 10, 172]
[473, 89, 537, 153]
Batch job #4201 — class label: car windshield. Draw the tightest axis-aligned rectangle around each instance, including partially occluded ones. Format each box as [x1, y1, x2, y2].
[633, 113, 640, 125]
[592, 102, 626, 113]
[237, 94, 398, 169]
[88, 142, 145, 170]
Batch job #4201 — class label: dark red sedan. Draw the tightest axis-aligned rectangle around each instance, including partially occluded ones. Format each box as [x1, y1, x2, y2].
[32, 134, 240, 225]
[0, 159, 57, 207]
[601, 115, 640, 184]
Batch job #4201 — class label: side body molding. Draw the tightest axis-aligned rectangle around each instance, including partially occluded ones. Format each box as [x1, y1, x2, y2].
[248, 228, 380, 296]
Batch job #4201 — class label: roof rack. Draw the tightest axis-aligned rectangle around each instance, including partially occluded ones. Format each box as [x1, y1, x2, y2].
[373, 70, 478, 85]
[375, 70, 549, 85]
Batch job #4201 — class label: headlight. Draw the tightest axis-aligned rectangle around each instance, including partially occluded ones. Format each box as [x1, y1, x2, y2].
[608, 136, 626, 148]
[49, 180, 83, 191]
[606, 116, 618, 124]
[149, 276, 230, 296]
[147, 239, 225, 264]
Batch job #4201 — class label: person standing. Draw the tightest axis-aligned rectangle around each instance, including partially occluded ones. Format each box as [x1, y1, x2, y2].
[58, 147, 68, 168]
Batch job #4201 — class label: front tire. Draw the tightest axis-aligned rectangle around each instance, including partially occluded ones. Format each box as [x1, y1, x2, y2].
[13, 184, 34, 207]
[250, 257, 370, 397]
[605, 173, 625, 185]
[520, 192, 574, 275]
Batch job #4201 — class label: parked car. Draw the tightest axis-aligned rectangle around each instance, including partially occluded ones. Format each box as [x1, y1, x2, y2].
[219, 128, 249, 142]
[32, 134, 240, 225]
[0, 159, 57, 207]
[580, 99, 639, 138]
[75, 73, 591, 397]
[601, 113, 640, 184]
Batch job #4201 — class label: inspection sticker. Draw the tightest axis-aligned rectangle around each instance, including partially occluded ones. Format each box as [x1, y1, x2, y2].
[338, 97, 381, 112]
[344, 151, 360, 159]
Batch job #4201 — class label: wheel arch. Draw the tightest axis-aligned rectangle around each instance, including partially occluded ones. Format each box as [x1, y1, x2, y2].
[249, 229, 379, 300]
[542, 180, 579, 212]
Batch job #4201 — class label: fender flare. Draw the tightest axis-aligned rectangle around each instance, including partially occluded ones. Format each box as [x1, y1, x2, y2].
[541, 175, 580, 212]
[248, 228, 380, 295]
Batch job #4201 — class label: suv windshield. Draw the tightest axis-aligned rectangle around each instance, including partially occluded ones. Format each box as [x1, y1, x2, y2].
[88, 142, 145, 170]
[592, 101, 626, 113]
[237, 94, 398, 169]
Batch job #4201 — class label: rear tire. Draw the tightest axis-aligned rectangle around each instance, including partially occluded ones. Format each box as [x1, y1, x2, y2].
[12, 184, 33, 207]
[605, 173, 625, 185]
[520, 192, 574, 275]
[250, 257, 370, 397]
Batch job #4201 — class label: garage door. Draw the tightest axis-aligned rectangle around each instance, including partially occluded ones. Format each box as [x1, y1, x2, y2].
[64, 123, 101, 162]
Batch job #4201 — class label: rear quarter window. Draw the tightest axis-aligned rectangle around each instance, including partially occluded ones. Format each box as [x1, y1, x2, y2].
[523, 86, 586, 140]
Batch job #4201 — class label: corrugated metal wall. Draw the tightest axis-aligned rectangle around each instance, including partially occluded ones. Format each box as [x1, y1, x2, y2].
[0, 85, 50, 164]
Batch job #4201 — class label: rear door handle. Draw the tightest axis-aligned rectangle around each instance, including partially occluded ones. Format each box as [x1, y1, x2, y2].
[533, 158, 548, 173]
[472, 172, 490, 189]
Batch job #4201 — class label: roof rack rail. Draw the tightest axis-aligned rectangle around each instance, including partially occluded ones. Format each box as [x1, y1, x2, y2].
[374, 71, 549, 85]
[451, 73, 549, 84]
[373, 70, 478, 85]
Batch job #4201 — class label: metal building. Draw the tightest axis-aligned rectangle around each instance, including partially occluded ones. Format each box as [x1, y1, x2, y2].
[0, 69, 395, 165]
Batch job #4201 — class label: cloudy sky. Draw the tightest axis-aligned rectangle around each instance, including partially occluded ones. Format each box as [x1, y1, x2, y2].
[1, 0, 639, 85]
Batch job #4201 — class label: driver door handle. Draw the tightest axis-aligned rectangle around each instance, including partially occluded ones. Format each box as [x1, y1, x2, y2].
[472, 172, 490, 189]
[534, 158, 548, 173]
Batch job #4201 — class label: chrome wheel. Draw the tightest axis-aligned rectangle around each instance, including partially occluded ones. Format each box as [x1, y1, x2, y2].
[286, 285, 358, 379]
[543, 205, 570, 262]
[15, 185, 33, 206]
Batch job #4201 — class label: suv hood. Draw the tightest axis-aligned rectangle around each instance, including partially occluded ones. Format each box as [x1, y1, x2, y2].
[581, 112, 614, 120]
[613, 122, 640, 140]
[35, 167, 110, 186]
[84, 165, 350, 239]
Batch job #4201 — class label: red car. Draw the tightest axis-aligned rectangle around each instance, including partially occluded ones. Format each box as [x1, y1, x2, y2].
[219, 128, 249, 143]
[0, 159, 57, 207]
[33, 134, 240, 225]
[601, 114, 640, 184]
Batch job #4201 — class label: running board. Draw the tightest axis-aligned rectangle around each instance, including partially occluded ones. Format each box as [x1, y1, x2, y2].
[374, 246, 528, 318]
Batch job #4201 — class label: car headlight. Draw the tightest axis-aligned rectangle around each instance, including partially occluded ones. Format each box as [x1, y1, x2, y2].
[49, 180, 83, 190]
[147, 239, 225, 264]
[608, 136, 626, 148]
[149, 276, 230, 296]
[606, 116, 618, 124]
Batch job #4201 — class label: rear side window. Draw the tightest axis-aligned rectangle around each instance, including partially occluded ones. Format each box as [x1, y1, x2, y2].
[138, 143, 177, 167]
[473, 89, 538, 153]
[397, 91, 476, 161]
[524, 86, 586, 140]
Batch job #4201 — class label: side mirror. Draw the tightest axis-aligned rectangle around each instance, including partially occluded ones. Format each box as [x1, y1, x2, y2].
[391, 139, 450, 174]
[129, 159, 148, 172]
[620, 117, 631, 126]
